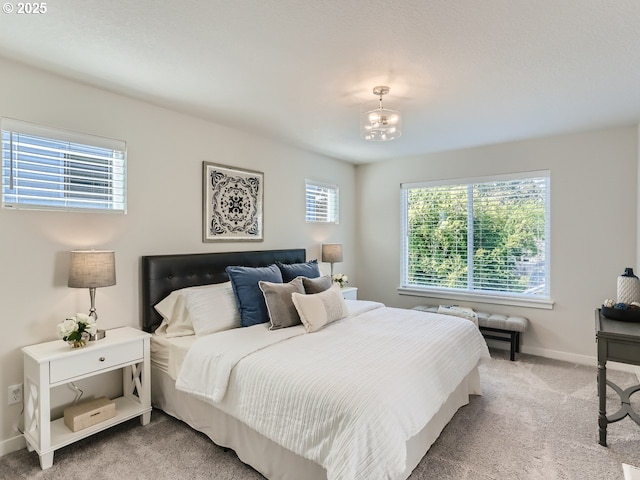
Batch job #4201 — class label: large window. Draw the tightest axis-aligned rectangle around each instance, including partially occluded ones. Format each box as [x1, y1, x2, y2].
[400, 171, 550, 307]
[305, 179, 339, 223]
[1, 118, 126, 213]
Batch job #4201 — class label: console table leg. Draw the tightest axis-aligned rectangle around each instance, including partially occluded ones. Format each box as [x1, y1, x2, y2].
[598, 361, 608, 446]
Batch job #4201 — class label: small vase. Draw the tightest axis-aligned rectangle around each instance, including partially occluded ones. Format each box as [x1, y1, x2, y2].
[67, 332, 90, 349]
[617, 267, 640, 304]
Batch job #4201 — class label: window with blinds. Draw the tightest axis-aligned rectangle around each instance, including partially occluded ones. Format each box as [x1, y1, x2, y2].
[401, 171, 550, 300]
[1, 118, 127, 213]
[305, 180, 339, 223]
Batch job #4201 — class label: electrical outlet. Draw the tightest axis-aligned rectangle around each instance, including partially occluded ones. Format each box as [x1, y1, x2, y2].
[8, 383, 22, 405]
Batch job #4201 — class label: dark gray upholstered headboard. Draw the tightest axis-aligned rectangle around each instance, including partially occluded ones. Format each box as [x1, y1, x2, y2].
[141, 249, 306, 332]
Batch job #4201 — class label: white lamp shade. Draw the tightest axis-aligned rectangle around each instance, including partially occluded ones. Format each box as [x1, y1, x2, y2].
[322, 244, 343, 264]
[68, 250, 116, 288]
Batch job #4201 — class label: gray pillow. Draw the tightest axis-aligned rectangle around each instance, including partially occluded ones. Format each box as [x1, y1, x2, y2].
[259, 277, 305, 330]
[301, 275, 332, 294]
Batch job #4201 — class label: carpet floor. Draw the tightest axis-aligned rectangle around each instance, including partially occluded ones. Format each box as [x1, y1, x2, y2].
[2, 349, 640, 479]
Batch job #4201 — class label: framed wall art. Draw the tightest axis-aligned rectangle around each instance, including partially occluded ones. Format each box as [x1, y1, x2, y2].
[202, 162, 264, 242]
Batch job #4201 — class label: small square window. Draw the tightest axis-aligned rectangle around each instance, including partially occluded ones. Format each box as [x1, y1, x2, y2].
[305, 180, 338, 223]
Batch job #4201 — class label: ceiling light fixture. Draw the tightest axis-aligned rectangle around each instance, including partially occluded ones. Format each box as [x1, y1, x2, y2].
[360, 85, 401, 141]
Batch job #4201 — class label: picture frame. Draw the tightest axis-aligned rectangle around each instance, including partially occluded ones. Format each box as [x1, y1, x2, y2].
[202, 162, 264, 242]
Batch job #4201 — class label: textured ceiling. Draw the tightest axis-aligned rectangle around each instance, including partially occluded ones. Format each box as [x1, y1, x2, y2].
[1, 0, 639, 164]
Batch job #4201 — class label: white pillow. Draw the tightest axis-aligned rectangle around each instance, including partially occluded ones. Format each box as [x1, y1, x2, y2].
[153, 282, 240, 337]
[291, 284, 349, 333]
[183, 282, 240, 335]
[154, 290, 195, 338]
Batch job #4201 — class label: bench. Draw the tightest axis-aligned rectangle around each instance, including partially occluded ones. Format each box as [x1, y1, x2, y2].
[412, 305, 529, 361]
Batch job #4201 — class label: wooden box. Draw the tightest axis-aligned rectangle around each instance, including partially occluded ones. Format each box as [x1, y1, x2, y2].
[63, 397, 116, 432]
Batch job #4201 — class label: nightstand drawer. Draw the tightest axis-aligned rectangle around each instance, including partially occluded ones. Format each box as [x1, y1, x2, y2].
[49, 341, 143, 384]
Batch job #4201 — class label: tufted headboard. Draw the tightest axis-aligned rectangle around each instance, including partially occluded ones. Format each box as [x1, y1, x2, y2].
[141, 249, 306, 332]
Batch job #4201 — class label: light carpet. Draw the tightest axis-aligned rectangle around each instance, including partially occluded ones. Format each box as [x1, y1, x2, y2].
[2, 349, 640, 479]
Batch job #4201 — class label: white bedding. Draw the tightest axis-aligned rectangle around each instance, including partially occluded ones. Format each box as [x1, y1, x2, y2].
[150, 333, 196, 379]
[174, 301, 489, 480]
[175, 299, 382, 403]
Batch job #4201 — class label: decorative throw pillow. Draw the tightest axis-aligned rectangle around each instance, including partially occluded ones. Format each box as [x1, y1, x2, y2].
[259, 277, 305, 330]
[226, 264, 283, 327]
[291, 284, 349, 333]
[276, 260, 320, 282]
[301, 275, 332, 294]
[183, 282, 241, 335]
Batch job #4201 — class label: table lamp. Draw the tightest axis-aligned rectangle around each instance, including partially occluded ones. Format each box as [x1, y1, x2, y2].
[68, 250, 116, 340]
[321, 243, 343, 277]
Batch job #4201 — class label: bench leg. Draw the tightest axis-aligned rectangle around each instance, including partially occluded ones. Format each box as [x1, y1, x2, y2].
[479, 327, 523, 361]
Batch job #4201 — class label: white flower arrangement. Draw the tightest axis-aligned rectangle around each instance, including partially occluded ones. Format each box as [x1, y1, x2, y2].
[332, 273, 348, 288]
[57, 313, 97, 347]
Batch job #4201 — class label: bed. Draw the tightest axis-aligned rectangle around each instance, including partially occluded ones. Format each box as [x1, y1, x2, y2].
[141, 249, 489, 480]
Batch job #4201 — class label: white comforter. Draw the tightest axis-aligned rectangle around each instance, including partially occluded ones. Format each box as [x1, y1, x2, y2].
[176, 301, 489, 480]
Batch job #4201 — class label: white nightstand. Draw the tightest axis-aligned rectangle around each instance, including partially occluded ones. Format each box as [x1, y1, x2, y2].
[340, 286, 358, 300]
[22, 327, 151, 469]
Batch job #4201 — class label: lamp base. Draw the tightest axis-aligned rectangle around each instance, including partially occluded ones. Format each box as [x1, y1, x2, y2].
[89, 329, 106, 341]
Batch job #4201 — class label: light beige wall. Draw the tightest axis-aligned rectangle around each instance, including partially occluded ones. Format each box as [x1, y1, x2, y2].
[636, 124, 640, 384]
[0, 58, 356, 452]
[356, 127, 638, 362]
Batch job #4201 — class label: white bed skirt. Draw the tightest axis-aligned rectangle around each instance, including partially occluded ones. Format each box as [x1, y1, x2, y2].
[151, 365, 482, 480]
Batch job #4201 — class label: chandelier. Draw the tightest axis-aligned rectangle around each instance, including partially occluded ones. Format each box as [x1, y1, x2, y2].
[360, 86, 402, 141]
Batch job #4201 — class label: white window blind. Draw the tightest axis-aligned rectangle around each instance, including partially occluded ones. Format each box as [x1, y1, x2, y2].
[305, 180, 339, 223]
[1, 118, 127, 213]
[401, 171, 550, 300]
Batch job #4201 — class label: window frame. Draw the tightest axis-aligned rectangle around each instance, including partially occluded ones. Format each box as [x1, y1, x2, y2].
[1, 118, 127, 213]
[399, 171, 552, 309]
[305, 179, 339, 224]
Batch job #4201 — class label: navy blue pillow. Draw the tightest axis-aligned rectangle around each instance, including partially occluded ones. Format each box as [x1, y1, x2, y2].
[226, 264, 283, 327]
[276, 260, 320, 282]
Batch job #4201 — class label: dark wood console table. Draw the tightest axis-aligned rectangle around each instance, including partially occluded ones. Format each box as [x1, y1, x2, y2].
[595, 308, 640, 446]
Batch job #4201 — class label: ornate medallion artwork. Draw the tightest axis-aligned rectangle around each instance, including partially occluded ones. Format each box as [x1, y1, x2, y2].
[203, 162, 264, 242]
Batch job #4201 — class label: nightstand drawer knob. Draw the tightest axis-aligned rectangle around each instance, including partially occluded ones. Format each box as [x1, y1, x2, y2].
[99, 357, 105, 362]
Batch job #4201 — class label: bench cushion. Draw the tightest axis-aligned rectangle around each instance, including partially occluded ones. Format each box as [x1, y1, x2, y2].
[412, 305, 528, 332]
[477, 312, 528, 332]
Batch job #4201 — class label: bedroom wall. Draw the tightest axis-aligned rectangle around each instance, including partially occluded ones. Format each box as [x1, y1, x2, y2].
[356, 126, 638, 364]
[0, 57, 356, 455]
[637, 123, 640, 270]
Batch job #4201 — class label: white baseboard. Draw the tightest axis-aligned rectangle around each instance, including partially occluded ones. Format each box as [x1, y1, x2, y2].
[0, 434, 25, 458]
[520, 344, 596, 366]
[489, 341, 640, 373]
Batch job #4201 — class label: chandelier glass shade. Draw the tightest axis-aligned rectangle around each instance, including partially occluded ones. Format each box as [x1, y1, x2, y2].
[360, 86, 402, 141]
